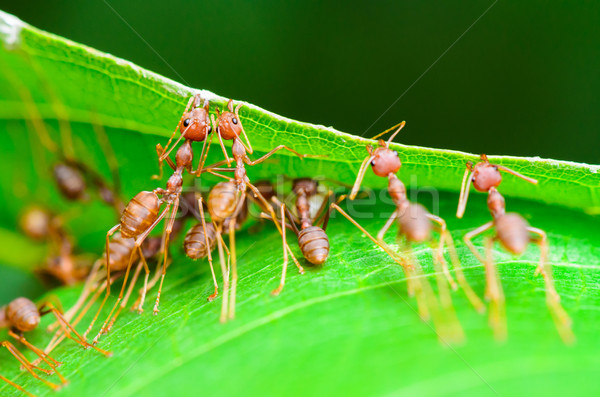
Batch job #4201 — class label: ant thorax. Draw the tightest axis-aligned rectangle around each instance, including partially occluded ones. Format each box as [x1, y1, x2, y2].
[388, 174, 408, 209]
[472, 162, 502, 192]
[166, 172, 183, 195]
[487, 187, 506, 218]
[175, 140, 193, 168]
[232, 139, 246, 159]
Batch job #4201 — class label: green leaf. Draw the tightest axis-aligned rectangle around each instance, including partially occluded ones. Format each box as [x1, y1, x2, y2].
[0, 10, 599, 397]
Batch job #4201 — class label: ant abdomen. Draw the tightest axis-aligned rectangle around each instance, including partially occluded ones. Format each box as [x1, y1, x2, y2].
[120, 191, 160, 238]
[103, 233, 138, 271]
[20, 206, 53, 241]
[184, 223, 218, 259]
[495, 213, 530, 255]
[5, 297, 40, 332]
[298, 226, 329, 265]
[53, 163, 86, 200]
[223, 199, 249, 234]
[208, 182, 238, 222]
[397, 203, 432, 243]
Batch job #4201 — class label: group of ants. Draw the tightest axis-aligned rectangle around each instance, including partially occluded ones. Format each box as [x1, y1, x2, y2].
[1, 94, 575, 396]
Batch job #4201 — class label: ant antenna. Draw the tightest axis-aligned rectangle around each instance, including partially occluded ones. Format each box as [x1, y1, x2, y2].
[497, 166, 539, 185]
[349, 154, 375, 200]
[385, 121, 406, 146]
[234, 102, 253, 154]
[211, 113, 232, 166]
[370, 121, 406, 141]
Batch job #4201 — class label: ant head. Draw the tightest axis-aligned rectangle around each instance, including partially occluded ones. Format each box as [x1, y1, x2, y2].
[370, 146, 401, 177]
[216, 100, 244, 141]
[471, 158, 502, 192]
[179, 101, 212, 142]
[293, 178, 318, 197]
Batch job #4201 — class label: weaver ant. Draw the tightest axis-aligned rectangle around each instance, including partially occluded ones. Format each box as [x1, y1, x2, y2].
[84, 94, 222, 344]
[201, 99, 313, 321]
[331, 122, 481, 342]
[457, 154, 573, 342]
[261, 178, 333, 295]
[0, 297, 110, 395]
[20, 206, 93, 287]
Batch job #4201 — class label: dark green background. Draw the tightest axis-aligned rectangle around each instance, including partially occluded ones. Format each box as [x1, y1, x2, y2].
[2, 0, 598, 164]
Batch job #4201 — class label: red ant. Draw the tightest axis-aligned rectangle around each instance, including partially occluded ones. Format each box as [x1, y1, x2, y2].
[331, 122, 481, 342]
[457, 154, 574, 343]
[201, 99, 313, 321]
[0, 297, 110, 395]
[261, 178, 333, 295]
[20, 206, 92, 286]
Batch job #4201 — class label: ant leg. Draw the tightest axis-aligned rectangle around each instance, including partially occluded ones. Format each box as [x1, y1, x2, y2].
[248, 183, 303, 274]
[83, 223, 120, 340]
[370, 121, 406, 141]
[153, 199, 180, 315]
[484, 238, 507, 341]
[47, 258, 103, 333]
[456, 168, 473, 219]
[349, 155, 375, 200]
[528, 228, 575, 344]
[227, 216, 238, 319]
[205, 169, 236, 181]
[418, 241, 465, 344]
[95, 243, 144, 341]
[426, 214, 458, 290]
[1, 341, 63, 390]
[376, 209, 399, 242]
[41, 277, 109, 361]
[40, 304, 112, 356]
[330, 203, 411, 273]
[158, 95, 194, 159]
[218, 224, 230, 323]
[244, 145, 311, 167]
[212, 114, 232, 166]
[153, 143, 177, 179]
[199, 197, 219, 301]
[106, 259, 143, 332]
[463, 221, 494, 264]
[527, 227, 550, 278]
[442, 231, 485, 313]
[192, 124, 216, 175]
[234, 102, 253, 154]
[7, 332, 61, 375]
[132, 259, 169, 312]
[272, 202, 290, 296]
[0, 373, 35, 397]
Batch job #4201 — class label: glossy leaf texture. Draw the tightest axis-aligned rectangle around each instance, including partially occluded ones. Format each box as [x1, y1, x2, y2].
[0, 10, 599, 397]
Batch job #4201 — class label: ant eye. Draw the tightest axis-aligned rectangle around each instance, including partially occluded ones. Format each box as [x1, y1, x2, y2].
[208, 126, 212, 133]
[371, 160, 376, 166]
[232, 117, 238, 125]
[394, 151, 399, 156]
[183, 118, 191, 127]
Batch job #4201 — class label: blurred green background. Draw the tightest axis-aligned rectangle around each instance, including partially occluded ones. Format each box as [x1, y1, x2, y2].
[2, 0, 598, 164]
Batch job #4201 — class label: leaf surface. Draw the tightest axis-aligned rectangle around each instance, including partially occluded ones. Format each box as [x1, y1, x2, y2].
[0, 10, 599, 397]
